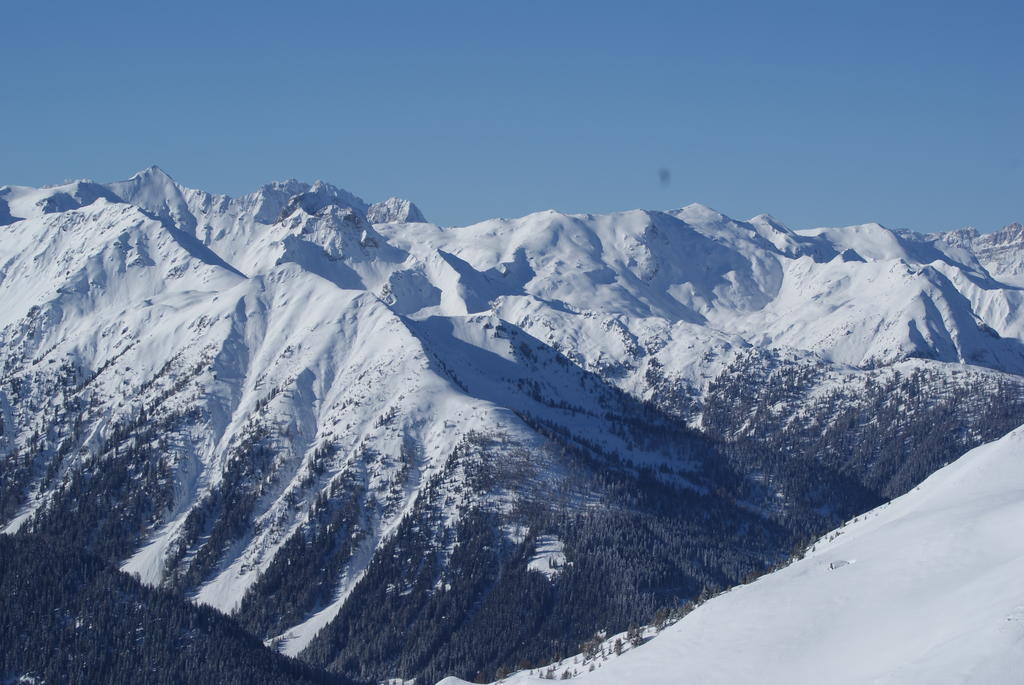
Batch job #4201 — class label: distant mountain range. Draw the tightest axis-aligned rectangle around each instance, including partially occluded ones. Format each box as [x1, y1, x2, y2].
[2, 167, 1022, 683]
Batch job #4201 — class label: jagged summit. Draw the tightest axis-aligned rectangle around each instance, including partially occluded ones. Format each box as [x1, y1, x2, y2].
[367, 196, 427, 224]
[932, 222, 1024, 285]
[285, 180, 368, 216]
[981, 221, 1024, 246]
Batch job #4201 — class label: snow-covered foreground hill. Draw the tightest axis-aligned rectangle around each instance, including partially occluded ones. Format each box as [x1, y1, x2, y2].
[447, 425, 1024, 685]
[2, 167, 1023, 682]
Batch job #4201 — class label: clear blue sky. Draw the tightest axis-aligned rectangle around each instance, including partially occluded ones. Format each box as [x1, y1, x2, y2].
[2, 0, 1021, 231]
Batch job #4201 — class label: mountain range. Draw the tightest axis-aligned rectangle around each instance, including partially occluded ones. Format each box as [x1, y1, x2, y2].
[2, 167, 1022, 683]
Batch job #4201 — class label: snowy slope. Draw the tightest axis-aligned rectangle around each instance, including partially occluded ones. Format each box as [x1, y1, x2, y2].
[444, 424, 1024, 685]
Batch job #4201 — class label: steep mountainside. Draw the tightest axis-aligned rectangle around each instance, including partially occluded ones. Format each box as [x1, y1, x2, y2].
[1, 167, 1022, 682]
[0, 535, 350, 685]
[451, 424, 1024, 685]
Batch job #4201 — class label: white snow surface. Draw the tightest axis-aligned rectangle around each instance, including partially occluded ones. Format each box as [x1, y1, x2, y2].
[440, 424, 1024, 685]
[526, 535, 567, 578]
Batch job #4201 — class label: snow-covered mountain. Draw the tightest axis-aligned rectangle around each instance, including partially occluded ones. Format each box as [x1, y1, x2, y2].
[935, 223, 1024, 287]
[367, 196, 427, 224]
[449, 423, 1024, 685]
[1, 167, 1022, 682]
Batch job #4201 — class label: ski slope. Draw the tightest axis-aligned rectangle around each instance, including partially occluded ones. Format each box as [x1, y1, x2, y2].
[443, 424, 1024, 685]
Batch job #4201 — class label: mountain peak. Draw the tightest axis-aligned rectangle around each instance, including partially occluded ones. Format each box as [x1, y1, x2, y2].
[106, 166, 195, 231]
[276, 182, 368, 221]
[679, 201, 720, 214]
[672, 202, 731, 225]
[988, 222, 1024, 244]
[129, 165, 177, 184]
[748, 213, 789, 230]
[367, 197, 427, 224]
